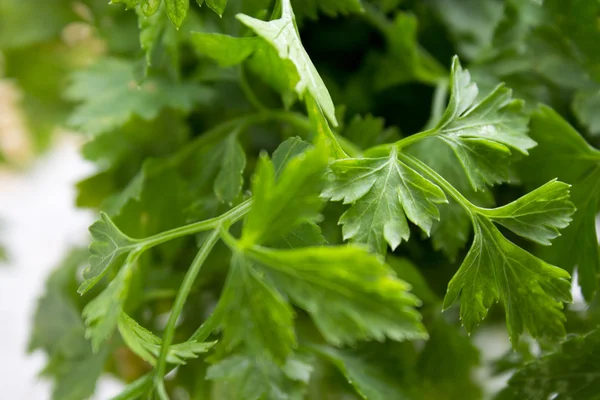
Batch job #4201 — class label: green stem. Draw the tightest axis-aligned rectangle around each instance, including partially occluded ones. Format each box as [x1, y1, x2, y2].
[364, 128, 439, 157]
[141, 198, 253, 250]
[154, 228, 222, 399]
[111, 374, 153, 400]
[335, 135, 363, 158]
[239, 64, 268, 111]
[398, 153, 475, 215]
[395, 128, 439, 150]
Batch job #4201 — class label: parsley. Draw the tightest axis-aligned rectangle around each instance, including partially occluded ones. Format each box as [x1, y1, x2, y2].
[8, 0, 599, 399]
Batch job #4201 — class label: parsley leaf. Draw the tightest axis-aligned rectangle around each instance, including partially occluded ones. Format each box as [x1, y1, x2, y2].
[191, 33, 259, 67]
[191, 32, 299, 104]
[79, 212, 139, 294]
[479, 180, 575, 246]
[247, 245, 427, 346]
[118, 312, 216, 366]
[206, 354, 311, 400]
[369, 11, 446, 89]
[214, 132, 246, 205]
[519, 106, 600, 300]
[215, 252, 296, 363]
[311, 345, 409, 400]
[206, 0, 227, 17]
[29, 250, 110, 400]
[82, 255, 137, 350]
[434, 57, 533, 190]
[141, 0, 162, 16]
[507, 328, 600, 400]
[443, 215, 572, 343]
[241, 143, 328, 247]
[164, 0, 189, 28]
[322, 147, 447, 254]
[237, 0, 339, 126]
[66, 59, 212, 135]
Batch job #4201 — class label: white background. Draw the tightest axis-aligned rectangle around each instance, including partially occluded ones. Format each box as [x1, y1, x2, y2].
[0, 136, 122, 399]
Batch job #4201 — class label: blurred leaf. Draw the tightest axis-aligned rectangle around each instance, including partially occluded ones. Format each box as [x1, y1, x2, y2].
[66, 59, 212, 135]
[519, 106, 600, 300]
[507, 328, 600, 400]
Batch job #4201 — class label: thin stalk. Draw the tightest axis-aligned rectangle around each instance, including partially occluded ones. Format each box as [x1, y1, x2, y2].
[364, 128, 439, 157]
[141, 198, 253, 249]
[395, 128, 439, 150]
[398, 152, 475, 215]
[154, 229, 222, 399]
[239, 64, 268, 111]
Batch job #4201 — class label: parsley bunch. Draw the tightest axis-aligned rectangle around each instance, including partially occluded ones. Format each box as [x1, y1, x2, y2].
[12, 0, 600, 399]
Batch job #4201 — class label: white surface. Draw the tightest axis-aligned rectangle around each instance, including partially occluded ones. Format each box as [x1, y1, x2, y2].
[0, 136, 122, 399]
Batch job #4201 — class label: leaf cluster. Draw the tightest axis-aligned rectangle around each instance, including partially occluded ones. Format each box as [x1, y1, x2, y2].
[13, 0, 600, 399]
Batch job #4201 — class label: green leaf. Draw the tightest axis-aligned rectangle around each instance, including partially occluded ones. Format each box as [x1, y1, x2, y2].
[164, 0, 188, 28]
[247, 245, 427, 346]
[435, 57, 533, 190]
[112, 0, 142, 10]
[519, 106, 600, 300]
[431, 0, 504, 60]
[273, 222, 327, 249]
[118, 312, 216, 366]
[311, 345, 410, 400]
[138, 3, 180, 73]
[215, 252, 296, 362]
[507, 328, 600, 400]
[480, 180, 575, 246]
[29, 250, 87, 353]
[207, 354, 311, 400]
[82, 257, 137, 351]
[343, 114, 400, 150]
[138, 7, 165, 66]
[29, 250, 111, 400]
[47, 345, 110, 400]
[214, 133, 246, 205]
[191, 33, 260, 67]
[79, 213, 138, 294]
[237, 0, 339, 126]
[322, 148, 447, 254]
[271, 137, 311, 179]
[370, 12, 446, 89]
[387, 256, 438, 305]
[443, 215, 572, 344]
[191, 32, 299, 102]
[66, 59, 212, 135]
[573, 88, 600, 136]
[206, 0, 227, 16]
[416, 317, 482, 400]
[141, 0, 162, 16]
[241, 143, 328, 246]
